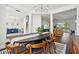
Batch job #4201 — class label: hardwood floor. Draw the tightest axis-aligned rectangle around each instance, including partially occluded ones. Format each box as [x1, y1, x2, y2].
[57, 34, 79, 54]
[70, 36, 79, 54]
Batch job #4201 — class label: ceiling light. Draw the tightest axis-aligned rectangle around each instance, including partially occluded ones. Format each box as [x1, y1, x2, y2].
[34, 4, 49, 12]
[16, 10, 21, 13]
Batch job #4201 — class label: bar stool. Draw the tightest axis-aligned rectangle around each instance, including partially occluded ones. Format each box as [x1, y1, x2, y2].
[29, 41, 48, 54]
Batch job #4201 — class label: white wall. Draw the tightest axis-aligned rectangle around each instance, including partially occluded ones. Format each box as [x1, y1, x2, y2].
[6, 16, 24, 29]
[0, 5, 6, 48]
[5, 5, 27, 33]
[42, 15, 50, 29]
[32, 14, 42, 33]
[76, 6, 79, 35]
[42, 19, 49, 29]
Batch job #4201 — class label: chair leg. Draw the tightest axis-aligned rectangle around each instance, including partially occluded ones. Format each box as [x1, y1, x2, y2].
[49, 43, 53, 54]
[47, 44, 50, 54]
[52, 42, 56, 53]
[49, 42, 56, 54]
[44, 45, 50, 54]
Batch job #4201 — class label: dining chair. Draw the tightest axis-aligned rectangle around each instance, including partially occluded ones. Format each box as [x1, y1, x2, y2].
[29, 41, 48, 54]
[53, 28, 63, 42]
[45, 34, 56, 54]
[5, 42, 29, 54]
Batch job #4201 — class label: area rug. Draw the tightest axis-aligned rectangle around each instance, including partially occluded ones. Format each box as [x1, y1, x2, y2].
[50, 42, 66, 54]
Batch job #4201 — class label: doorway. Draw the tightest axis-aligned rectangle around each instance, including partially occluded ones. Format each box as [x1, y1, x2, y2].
[53, 8, 77, 43]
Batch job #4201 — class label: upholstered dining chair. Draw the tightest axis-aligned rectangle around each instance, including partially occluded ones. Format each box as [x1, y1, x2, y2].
[29, 41, 48, 54]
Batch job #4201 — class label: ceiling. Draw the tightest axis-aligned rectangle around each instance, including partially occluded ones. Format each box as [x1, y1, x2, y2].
[6, 4, 77, 20]
[7, 4, 71, 13]
[53, 8, 77, 20]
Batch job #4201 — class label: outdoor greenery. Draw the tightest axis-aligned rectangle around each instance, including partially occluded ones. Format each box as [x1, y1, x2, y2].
[62, 22, 70, 32]
[56, 22, 70, 32]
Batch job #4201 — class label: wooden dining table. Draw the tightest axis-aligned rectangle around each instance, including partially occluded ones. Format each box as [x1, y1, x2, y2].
[7, 32, 50, 45]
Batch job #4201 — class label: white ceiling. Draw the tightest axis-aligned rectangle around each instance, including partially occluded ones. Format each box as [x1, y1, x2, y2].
[53, 8, 77, 20]
[6, 4, 77, 20]
[7, 4, 71, 13]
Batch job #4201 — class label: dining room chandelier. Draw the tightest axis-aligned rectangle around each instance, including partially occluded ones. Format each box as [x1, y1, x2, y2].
[34, 4, 49, 12]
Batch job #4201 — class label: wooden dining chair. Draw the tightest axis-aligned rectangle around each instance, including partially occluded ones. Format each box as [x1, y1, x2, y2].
[53, 28, 63, 42]
[5, 44, 20, 54]
[45, 34, 57, 54]
[5, 42, 29, 54]
[29, 41, 48, 54]
[5, 42, 15, 54]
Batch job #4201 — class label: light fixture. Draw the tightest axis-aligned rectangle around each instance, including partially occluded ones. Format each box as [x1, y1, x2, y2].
[16, 10, 21, 13]
[34, 4, 49, 12]
[6, 4, 21, 13]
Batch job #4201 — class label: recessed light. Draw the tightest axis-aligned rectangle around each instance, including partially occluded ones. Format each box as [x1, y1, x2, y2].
[16, 10, 20, 12]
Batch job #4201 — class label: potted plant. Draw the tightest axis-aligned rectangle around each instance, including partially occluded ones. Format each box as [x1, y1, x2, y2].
[36, 26, 44, 34]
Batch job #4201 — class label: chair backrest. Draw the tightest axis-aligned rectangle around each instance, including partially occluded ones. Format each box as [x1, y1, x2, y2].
[6, 45, 20, 54]
[29, 41, 48, 54]
[53, 28, 63, 37]
[50, 34, 56, 42]
[31, 41, 47, 48]
[5, 42, 30, 54]
[0, 48, 12, 54]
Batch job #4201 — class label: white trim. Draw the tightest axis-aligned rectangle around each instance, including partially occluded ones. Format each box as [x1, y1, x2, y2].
[50, 13, 53, 33]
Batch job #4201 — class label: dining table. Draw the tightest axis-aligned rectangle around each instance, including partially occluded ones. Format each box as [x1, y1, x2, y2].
[7, 32, 50, 45]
